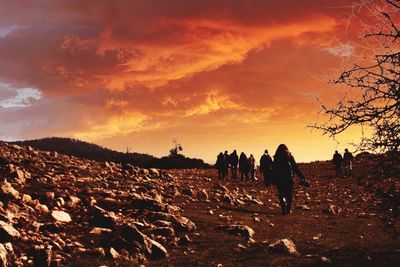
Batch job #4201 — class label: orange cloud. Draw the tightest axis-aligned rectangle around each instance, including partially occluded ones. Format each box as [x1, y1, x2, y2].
[0, 0, 372, 162]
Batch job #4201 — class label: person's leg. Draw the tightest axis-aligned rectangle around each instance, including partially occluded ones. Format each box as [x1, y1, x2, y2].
[278, 186, 287, 215]
[286, 183, 294, 214]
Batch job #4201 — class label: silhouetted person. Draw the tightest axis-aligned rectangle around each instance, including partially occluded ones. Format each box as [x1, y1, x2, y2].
[229, 150, 239, 179]
[223, 150, 230, 179]
[343, 148, 353, 176]
[260, 149, 273, 186]
[273, 144, 309, 215]
[239, 152, 249, 181]
[215, 152, 225, 180]
[249, 154, 257, 181]
[332, 150, 343, 177]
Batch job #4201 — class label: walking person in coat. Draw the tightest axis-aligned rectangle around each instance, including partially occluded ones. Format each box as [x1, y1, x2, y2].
[332, 150, 343, 177]
[273, 144, 309, 215]
[239, 152, 249, 182]
[249, 154, 257, 181]
[260, 149, 273, 186]
[229, 150, 239, 179]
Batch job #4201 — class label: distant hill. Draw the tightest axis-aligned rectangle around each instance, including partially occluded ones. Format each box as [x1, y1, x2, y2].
[13, 137, 210, 169]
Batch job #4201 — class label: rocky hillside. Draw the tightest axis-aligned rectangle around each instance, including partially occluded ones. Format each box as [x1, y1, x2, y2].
[14, 137, 210, 169]
[0, 141, 195, 266]
[0, 141, 398, 266]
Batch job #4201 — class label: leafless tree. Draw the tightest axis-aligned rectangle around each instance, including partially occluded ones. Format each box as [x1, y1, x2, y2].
[312, 0, 399, 153]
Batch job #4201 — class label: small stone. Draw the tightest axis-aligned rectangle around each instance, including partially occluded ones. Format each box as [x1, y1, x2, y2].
[215, 225, 255, 239]
[0, 221, 20, 242]
[197, 189, 209, 202]
[33, 245, 52, 267]
[268, 238, 300, 256]
[109, 247, 119, 259]
[149, 239, 168, 259]
[21, 194, 32, 203]
[321, 256, 332, 264]
[149, 168, 160, 177]
[51, 211, 72, 223]
[0, 181, 19, 199]
[322, 205, 342, 215]
[178, 235, 192, 246]
[0, 244, 9, 267]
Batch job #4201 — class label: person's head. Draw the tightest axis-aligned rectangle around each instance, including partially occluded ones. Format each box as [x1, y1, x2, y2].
[345, 148, 349, 152]
[224, 150, 228, 154]
[335, 150, 338, 153]
[274, 144, 290, 159]
[264, 149, 268, 154]
[250, 154, 254, 158]
[219, 152, 223, 156]
[233, 149, 237, 154]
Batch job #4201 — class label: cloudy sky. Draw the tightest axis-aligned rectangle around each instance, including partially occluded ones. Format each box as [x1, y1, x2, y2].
[0, 0, 374, 162]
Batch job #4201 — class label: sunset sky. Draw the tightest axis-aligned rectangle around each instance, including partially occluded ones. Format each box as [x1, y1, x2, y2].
[0, 0, 376, 163]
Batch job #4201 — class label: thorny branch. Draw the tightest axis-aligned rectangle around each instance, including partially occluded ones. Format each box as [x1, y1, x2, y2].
[311, 0, 400, 153]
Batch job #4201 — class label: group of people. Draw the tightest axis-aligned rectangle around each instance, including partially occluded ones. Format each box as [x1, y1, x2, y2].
[215, 144, 310, 215]
[215, 150, 258, 181]
[332, 149, 354, 177]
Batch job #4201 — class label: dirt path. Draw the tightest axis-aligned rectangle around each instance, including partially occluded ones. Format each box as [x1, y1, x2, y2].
[153, 165, 400, 266]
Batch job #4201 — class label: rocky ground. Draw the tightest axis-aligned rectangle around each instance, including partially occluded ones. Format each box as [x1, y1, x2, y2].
[0, 141, 399, 266]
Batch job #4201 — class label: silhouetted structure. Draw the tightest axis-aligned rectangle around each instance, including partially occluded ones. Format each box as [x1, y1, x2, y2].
[169, 139, 183, 157]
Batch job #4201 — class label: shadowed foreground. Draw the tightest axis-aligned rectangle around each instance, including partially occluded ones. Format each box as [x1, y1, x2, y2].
[0, 142, 398, 266]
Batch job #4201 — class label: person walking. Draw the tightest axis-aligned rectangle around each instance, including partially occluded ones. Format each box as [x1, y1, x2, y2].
[332, 150, 343, 177]
[223, 150, 230, 179]
[239, 152, 249, 182]
[260, 149, 273, 186]
[215, 152, 225, 180]
[229, 150, 239, 179]
[343, 148, 354, 176]
[249, 154, 257, 181]
[273, 144, 309, 215]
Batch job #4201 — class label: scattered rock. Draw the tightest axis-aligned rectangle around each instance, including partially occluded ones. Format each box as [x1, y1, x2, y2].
[149, 239, 168, 259]
[149, 168, 160, 177]
[0, 181, 19, 199]
[215, 225, 255, 239]
[0, 244, 9, 267]
[51, 210, 72, 223]
[322, 205, 342, 215]
[0, 221, 20, 242]
[268, 238, 300, 256]
[197, 189, 209, 202]
[321, 256, 332, 264]
[33, 245, 52, 267]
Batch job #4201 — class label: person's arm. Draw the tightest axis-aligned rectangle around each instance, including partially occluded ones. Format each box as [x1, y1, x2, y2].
[290, 156, 306, 180]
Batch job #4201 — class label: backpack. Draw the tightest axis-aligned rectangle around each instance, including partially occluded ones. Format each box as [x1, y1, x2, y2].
[271, 158, 293, 185]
